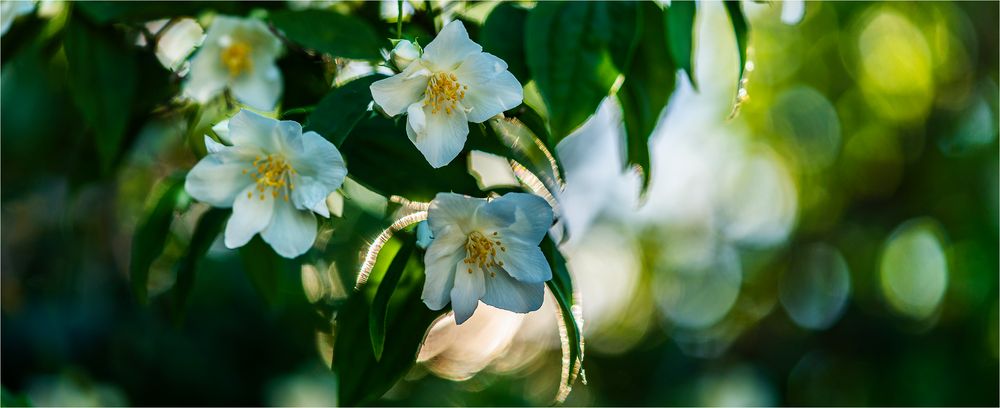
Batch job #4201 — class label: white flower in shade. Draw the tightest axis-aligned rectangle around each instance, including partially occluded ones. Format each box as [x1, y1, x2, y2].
[185, 110, 347, 258]
[184, 16, 283, 111]
[370, 20, 523, 168]
[390, 39, 420, 71]
[423, 192, 553, 324]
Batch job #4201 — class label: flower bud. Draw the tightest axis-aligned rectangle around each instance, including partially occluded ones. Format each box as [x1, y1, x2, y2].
[391, 40, 420, 71]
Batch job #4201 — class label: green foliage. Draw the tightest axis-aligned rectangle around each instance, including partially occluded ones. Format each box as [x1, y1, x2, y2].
[333, 233, 442, 406]
[615, 1, 676, 193]
[64, 15, 138, 172]
[666, 1, 697, 88]
[75, 2, 228, 24]
[239, 236, 299, 305]
[270, 9, 383, 60]
[172, 208, 228, 315]
[542, 237, 584, 391]
[526, 1, 618, 143]
[307, 75, 387, 146]
[130, 173, 188, 304]
[369, 234, 416, 361]
[723, 0, 749, 95]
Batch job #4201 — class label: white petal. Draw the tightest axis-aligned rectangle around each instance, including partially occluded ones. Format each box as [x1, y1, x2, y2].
[496, 241, 552, 283]
[212, 119, 231, 144]
[228, 109, 279, 150]
[155, 18, 204, 71]
[482, 268, 544, 313]
[225, 184, 276, 248]
[184, 146, 258, 207]
[483, 193, 553, 241]
[260, 197, 317, 258]
[455, 53, 523, 123]
[231, 65, 283, 111]
[311, 198, 330, 218]
[183, 47, 227, 102]
[422, 229, 466, 310]
[421, 20, 482, 71]
[203, 135, 226, 154]
[451, 261, 485, 324]
[370, 63, 430, 116]
[406, 101, 469, 168]
[289, 131, 347, 211]
[427, 192, 486, 237]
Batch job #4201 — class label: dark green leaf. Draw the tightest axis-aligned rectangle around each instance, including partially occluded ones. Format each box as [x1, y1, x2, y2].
[306, 74, 387, 146]
[617, 1, 676, 194]
[480, 3, 530, 84]
[666, 0, 697, 89]
[541, 237, 584, 394]
[130, 174, 186, 304]
[369, 234, 416, 361]
[526, 2, 618, 143]
[2, 385, 33, 407]
[334, 238, 442, 405]
[239, 236, 298, 305]
[723, 0, 748, 92]
[74, 2, 230, 24]
[606, 1, 641, 72]
[64, 14, 138, 172]
[270, 10, 383, 60]
[338, 114, 481, 200]
[172, 208, 228, 315]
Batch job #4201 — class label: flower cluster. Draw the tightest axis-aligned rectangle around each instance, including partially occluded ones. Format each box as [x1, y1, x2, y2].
[183, 18, 548, 321]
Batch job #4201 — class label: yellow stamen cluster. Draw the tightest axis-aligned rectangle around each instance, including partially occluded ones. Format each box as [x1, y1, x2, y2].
[463, 231, 506, 277]
[220, 41, 253, 77]
[423, 72, 468, 115]
[243, 155, 296, 201]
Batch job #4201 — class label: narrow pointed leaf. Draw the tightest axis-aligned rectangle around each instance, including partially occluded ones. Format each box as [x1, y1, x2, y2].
[666, 0, 698, 89]
[723, 0, 749, 99]
[369, 234, 416, 360]
[541, 237, 584, 402]
[172, 208, 228, 315]
[130, 174, 186, 304]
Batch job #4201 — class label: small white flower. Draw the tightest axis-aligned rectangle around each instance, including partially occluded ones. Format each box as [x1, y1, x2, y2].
[185, 110, 347, 258]
[184, 16, 283, 111]
[390, 39, 420, 71]
[423, 192, 553, 324]
[370, 20, 523, 168]
[150, 18, 205, 72]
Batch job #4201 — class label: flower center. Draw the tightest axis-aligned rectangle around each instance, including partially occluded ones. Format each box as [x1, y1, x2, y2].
[423, 72, 468, 115]
[463, 231, 506, 277]
[220, 41, 253, 77]
[243, 154, 296, 201]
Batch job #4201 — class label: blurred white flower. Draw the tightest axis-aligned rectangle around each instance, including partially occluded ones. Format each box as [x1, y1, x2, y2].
[423, 192, 552, 324]
[185, 110, 347, 258]
[149, 18, 204, 72]
[370, 20, 523, 168]
[390, 39, 420, 71]
[1, 0, 35, 36]
[184, 16, 283, 111]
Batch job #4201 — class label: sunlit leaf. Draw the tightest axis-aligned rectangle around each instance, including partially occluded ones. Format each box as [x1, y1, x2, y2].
[64, 14, 138, 172]
[271, 10, 383, 60]
[541, 237, 584, 402]
[130, 174, 186, 304]
[334, 234, 442, 405]
[616, 1, 676, 194]
[526, 2, 618, 143]
[480, 2, 530, 84]
[306, 74, 387, 146]
[666, 0, 697, 88]
[369, 234, 416, 360]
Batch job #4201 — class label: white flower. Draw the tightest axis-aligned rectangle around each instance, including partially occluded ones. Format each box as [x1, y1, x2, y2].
[390, 39, 420, 71]
[423, 192, 553, 324]
[150, 18, 205, 72]
[184, 16, 283, 111]
[185, 110, 347, 258]
[370, 20, 523, 168]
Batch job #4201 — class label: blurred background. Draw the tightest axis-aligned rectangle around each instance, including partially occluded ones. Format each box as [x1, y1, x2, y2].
[2, 0, 998, 406]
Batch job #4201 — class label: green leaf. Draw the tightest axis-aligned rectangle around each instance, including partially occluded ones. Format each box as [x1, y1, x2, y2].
[526, 2, 619, 143]
[130, 174, 186, 304]
[369, 234, 416, 361]
[480, 2, 530, 84]
[64, 14, 138, 172]
[172, 208, 228, 315]
[306, 74, 387, 146]
[270, 10, 383, 60]
[723, 0, 749, 93]
[666, 0, 698, 89]
[74, 2, 229, 24]
[239, 236, 297, 305]
[2, 385, 33, 407]
[617, 1, 676, 194]
[337, 114, 481, 201]
[541, 237, 584, 399]
[334, 238, 442, 405]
